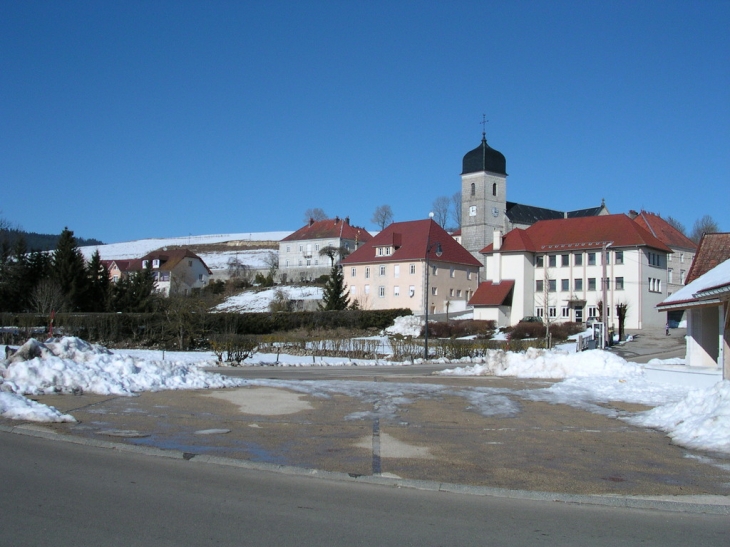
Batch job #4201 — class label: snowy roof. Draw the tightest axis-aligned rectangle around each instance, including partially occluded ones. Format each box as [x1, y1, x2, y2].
[685, 232, 730, 284]
[657, 258, 730, 310]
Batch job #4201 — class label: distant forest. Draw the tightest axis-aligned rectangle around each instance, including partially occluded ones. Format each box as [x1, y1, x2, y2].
[0, 228, 103, 251]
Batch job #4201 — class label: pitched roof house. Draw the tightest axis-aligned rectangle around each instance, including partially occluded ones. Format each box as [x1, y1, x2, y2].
[629, 210, 697, 293]
[105, 249, 211, 297]
[472, 214, 672, 329]
[341, 219, 482, 315]
[657, 236, 730, 378]
[279, 216, 372, 282]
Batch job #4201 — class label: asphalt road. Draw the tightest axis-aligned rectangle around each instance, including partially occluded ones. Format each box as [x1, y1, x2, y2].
[2, 432, 729, 547]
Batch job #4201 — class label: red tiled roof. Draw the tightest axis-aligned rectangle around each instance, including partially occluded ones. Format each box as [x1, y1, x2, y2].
[342, 219, 482, 267]
[630, 211, 697, 250]
[685, 233, 730, 284]
[154, 249, 211, 274]
[282, 217, 372, 243]
[468, 280, 515, 306]
[480, 214, 672, 254]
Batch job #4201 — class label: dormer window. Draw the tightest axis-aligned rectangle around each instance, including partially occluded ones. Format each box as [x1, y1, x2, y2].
[142, 260, 149, 268]
[152, 259, 160, 268]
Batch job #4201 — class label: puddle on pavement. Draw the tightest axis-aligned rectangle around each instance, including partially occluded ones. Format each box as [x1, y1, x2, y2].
[203, 387, 314, 415]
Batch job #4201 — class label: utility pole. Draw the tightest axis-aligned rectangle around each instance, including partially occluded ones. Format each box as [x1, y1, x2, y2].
[602, 242, 609, 348]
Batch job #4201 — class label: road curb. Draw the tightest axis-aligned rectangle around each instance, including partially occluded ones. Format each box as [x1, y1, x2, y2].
[4, 423, 729, 515]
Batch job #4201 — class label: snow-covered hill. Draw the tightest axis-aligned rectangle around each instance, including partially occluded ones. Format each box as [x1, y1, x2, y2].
[79, 231, 291, 261]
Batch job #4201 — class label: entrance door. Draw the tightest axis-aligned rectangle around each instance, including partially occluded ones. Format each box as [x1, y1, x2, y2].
[574, 306, 584, 323]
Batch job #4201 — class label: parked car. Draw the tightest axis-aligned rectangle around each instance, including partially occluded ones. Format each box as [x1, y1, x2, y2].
[519, 316, 543, 324]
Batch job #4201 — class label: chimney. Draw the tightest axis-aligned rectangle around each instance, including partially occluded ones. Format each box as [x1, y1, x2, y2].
[492, 229, 502, 284]
[334, 216, 340, 224]
[345, 216, 350, 225]
[309, 217, 315, 226]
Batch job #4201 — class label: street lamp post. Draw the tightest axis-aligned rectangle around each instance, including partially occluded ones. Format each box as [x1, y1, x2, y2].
[424, 241, 442, 360]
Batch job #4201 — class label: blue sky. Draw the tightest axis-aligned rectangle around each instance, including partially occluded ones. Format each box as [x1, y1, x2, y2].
[1, 1, 727, 244]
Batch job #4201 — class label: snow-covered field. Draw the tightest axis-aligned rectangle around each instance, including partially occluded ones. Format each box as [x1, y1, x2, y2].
[214, 285, 323, 313]
[197, 248, 277, 273]
[79, 231, 291, 261]
[1, 336, 729, 455]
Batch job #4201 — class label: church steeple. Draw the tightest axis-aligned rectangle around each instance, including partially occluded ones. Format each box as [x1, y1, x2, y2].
[461, 132, 507, 176]
[460, 125, 508, 270]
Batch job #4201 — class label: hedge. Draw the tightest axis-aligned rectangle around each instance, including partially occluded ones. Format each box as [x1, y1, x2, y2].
[0, 308, 413, 348]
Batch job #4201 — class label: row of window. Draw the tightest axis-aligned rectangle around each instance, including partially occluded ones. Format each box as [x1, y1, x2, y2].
[468, 181, 498, 197]
[536, 250, 624, 268]
[668, 252, 686, 263]
[287, 259, 320, 267]
[284, 242, 352, 253]
[535, 305, 607, 319]
[350, 285, 472, 299]
[536, 277, 625, 292]
[350, 265, 473, 279]
[648, 277, 662, 293]
[667, 268, 686, 284]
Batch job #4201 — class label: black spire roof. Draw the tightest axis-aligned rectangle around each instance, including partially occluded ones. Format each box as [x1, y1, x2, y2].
[461, 133, 506, 175]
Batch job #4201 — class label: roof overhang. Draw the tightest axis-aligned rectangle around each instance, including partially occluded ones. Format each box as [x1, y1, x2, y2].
[657, 298, 722, 311]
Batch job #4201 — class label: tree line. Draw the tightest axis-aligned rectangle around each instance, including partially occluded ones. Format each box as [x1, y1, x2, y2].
[0, 227, 157, 314]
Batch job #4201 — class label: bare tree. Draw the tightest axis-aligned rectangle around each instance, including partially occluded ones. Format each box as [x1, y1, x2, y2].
[371, 205, 394, 230]
[665, 216, 686, 235]
[263, 251, 279, 278]
[431, 196, 450, 228]
[303, 208, 327, 223]
[30, 278, 65, 314]
[451, 191, 462, 229]
[690, 215, 720, 243]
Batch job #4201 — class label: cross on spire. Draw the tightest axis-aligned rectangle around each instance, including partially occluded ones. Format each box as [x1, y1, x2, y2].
[481, 114, 488, 140]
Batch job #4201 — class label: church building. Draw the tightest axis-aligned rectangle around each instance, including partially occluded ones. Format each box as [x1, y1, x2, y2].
[460, 131, 608, 269]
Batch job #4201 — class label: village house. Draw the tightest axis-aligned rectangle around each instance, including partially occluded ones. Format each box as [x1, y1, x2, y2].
[656, 233, 730, 378]
[471, 214, 672, 329]
[104, 249, 211, 297]
[279, 216, 372, 282]
[341, 219, 482, 315]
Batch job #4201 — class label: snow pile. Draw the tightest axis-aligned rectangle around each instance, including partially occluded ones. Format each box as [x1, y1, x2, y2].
[383, 315, 423, 337]
[0, 392, 75, 422]
[628, 380, 730, 453]
[0, 338, 246, 421]
[439, 348, 641, 379]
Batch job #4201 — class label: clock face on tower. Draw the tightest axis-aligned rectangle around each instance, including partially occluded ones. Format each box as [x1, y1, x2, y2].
[491, 207, 499, 217]
[469, 206, 477, 217]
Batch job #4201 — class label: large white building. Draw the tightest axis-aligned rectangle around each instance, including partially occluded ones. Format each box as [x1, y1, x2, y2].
[470, 214, 672, 329]
[279, 217, 372, 282]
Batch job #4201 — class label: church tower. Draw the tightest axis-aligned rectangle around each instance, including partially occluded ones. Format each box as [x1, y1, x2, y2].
[460, 131, 507, 268]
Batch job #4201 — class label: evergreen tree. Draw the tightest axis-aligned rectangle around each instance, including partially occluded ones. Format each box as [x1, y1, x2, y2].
[86, 250, 111, 312]
[320, 264, 350, 311]
[113, 264, 157, 312]
[52, 227, 89, 311]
